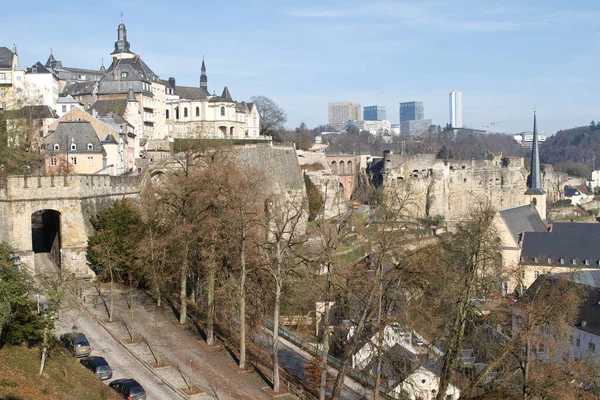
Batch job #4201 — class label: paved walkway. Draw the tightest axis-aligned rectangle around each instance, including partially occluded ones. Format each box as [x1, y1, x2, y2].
[79, 285, 274, 399]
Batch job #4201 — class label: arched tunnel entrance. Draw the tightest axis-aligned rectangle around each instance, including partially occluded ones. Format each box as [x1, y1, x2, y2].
[31, 209, 61, 268]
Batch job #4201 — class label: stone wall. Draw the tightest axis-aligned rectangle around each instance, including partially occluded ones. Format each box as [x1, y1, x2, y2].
[381, 153, 569, 221]
[0, 174, 141, 275]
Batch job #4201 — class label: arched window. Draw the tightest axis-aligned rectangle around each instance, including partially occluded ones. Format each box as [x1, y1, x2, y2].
[175, 108, 179, 119]
[230, 127, 234, 136]
[87, 143, 93, 150]
[220, 106, 225, 116]
[195, 107, 200, 117]
[347, 160, 353, 174]
[53, 144, 60, 151]
[71, 143, 76, 151]
[166, 109, 169, 119]
[184, 107, 188, 118]
[331, 161, 337, 173]
[339, 161, 345, 174]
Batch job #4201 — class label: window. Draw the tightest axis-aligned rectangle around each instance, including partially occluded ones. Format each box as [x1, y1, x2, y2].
[70, 156, 77, 165]
[196, 107, 200, 117]
[534, 257, 539, 263]
[53, 144, 60, 151]
[166, 109, 169, 119]
[62, 105, 67, 113]
[71, 143, 76, 151]
[87, 143, 93, 150]
[589, 343, 595, 352]
[584, 259, 590, 266]
[572, 258, 577, 265]
[547, 257, 552, 264]
[534, 271, 540, 280]
[560, 258, 565, 265]
[0, 73, 5, 79]
[87, 156, 93, 166]
[577, 338, 581, 347]
[50, 157, 57, 166]
[184, 108, 188, 118]
[32, 67, 37, 73]
[121, 72, 128, 78]
[220, 106, 225, 116]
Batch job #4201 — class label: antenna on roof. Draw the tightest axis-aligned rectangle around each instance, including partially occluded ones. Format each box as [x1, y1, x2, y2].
[120, 12, 123, 22]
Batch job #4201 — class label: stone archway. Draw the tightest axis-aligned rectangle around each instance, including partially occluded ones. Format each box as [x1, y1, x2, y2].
[31, 209, 61, 268]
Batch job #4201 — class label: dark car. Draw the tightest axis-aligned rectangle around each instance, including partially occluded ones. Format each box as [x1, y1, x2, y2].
[109, 378, 146, 400]
[80, 356, 113, 380]
[60, 332, 92, 358]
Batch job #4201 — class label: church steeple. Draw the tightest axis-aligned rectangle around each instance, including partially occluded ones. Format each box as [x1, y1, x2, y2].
[525, 111, 545, 195]
[113, 19, 132, 54]
[200, 56, 208, 92]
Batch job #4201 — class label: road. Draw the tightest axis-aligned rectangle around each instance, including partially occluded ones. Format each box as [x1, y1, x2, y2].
[56, 299, 180, 400]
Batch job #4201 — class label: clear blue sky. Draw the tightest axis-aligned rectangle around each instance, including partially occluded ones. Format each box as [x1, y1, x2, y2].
[2, 0, 600, 135]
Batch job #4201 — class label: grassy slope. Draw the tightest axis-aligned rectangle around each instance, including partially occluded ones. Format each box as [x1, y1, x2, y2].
[0, 345, 119, 400]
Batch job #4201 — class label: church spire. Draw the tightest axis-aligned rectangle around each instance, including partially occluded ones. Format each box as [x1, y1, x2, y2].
[113, 19, 131, 54]
[200, 55, 208, 92]
[525, 111, 546, 195]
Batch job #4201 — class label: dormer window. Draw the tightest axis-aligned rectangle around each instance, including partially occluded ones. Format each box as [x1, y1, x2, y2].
[534, 257, 539, 263]
[32, 67, 38, 73]
[121, 72, 128, 78]
[572, 258, 577, 265]
[53, 144, 59, 151]
[87, 143, 93, 150]
[560, 258, 565, 265]
[547, 257, 552, 264]
[520, 256, 525, 262]
[584, 259, 590, 266]
[71, 143, 76, 151]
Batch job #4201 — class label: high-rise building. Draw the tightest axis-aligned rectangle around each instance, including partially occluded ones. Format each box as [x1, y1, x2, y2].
[363, 105, 386, 121]
[449, 90, 463, 128]
[328, 102, 362, 125]
[399, 101, 424, 122]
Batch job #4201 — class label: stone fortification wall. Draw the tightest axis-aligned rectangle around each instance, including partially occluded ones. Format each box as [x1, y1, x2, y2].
[382, 154, 568, 221]
[0, 174, 141, 275]
[230, 144, 308, 232]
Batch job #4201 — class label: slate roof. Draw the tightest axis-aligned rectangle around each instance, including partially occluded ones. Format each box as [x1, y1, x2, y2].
[520, 231, 600, 267]
[174, 85, 210, 100]
[551, 222, 600, 237]
[62, 81, 97, 96]
[26, 61, 52, 74]
[57, 95, 80, 104]
[564, 185, 581, 198]
[46, 121, 104, 155]
[88, 99, 127, 117]
[3, 105, 58, 119]
[106, 56, 159, 83]
[521, 275, 600, 337]
[236, 101, 249, 113]
[208, 86, 235, 103]
[498, 204, 547, 244]
[0, 47, 14, 69]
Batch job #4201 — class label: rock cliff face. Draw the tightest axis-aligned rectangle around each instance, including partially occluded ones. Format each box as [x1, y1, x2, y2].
[381, 153, 568, 221]
[296, 151, 347, 219]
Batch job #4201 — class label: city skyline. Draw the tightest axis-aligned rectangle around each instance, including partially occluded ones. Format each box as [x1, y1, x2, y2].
[2, 0, 600, 135]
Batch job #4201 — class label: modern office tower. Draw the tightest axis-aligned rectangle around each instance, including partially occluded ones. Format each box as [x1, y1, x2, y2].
[363, 105, 386, 121]
[328, 102, 362, 125]
[399, 101, 424, 122]
[449, 90, 463, 128]
[401, 119, 432, 137]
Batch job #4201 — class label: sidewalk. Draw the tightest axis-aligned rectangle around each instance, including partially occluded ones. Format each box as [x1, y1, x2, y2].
[83, 285, 273, 400]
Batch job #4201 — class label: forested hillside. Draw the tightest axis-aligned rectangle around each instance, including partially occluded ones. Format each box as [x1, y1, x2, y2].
[540, 123, 600, 176]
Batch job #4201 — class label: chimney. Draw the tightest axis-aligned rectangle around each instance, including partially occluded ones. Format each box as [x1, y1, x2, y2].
[168, 77, 176, 89]
[11, 44, 17, 55]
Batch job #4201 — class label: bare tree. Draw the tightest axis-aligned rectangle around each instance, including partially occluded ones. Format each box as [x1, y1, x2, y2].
[250, 95, 287, 136]
[260, 193, 306, 392]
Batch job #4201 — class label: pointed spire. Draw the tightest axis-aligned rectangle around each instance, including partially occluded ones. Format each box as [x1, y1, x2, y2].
[100, 58, 105, 72]
[127, 87, 137, 102]
[200, 56, 208, 91]
[45, 50, 56, 68]
[221, 86, 232, 101]
[525, 110, 546, 195]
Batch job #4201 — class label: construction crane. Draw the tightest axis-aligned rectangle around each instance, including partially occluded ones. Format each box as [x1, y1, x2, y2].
[481, 121, 504, 134]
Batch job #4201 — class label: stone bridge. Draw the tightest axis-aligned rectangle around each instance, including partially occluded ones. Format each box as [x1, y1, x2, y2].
[0, 174, 142, 276]
[325, 154, 359, 200]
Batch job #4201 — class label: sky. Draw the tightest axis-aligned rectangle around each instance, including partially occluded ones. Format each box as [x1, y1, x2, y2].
[2, 0, 600, 135]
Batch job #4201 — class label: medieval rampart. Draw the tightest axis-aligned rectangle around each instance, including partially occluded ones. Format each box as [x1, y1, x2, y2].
[381, 153, 568, 221]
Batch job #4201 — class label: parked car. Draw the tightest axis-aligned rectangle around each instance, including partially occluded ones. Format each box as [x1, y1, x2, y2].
[80, 356, 113, 380]
[109, 378, 146, 400]
[60, 332, 92, 358]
